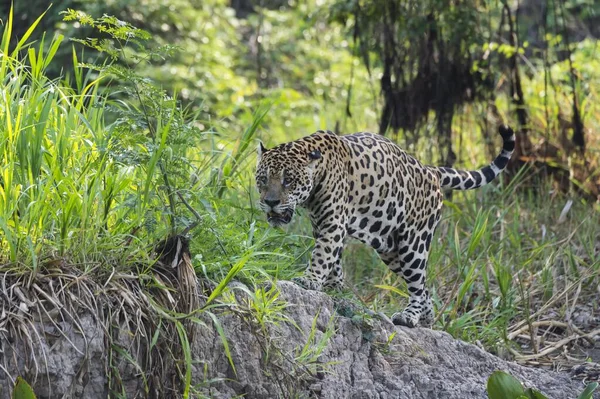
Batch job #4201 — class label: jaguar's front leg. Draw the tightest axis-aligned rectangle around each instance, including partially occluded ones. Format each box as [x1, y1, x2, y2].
[293, 227, 346, 291]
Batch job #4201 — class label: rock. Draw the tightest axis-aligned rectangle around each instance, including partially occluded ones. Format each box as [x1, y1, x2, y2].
[0, 280, 595, 398]
[0, 313, 107, 398]
[194, 281, 593, 398]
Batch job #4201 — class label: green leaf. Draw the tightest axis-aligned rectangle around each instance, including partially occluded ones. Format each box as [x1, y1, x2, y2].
[1, 4, 14, 76]
[203, 253, 253, 307]
[111, 345, 148, 394]
[43, 33, 64, 69]
[374, 284, 409, 298]
[10, 5, 51, 58]
[577, 382, 598, 399]
[175, 321, 192, 399]
[524, 388, 549, 399]
[467, 210, 488, 257]
[206, 311, 236, 376]
[487, 371, 525, 399]
[12, 377, 37, 399]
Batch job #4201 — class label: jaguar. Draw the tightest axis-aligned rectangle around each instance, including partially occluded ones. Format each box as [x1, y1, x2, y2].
[255, 126, 515, 327]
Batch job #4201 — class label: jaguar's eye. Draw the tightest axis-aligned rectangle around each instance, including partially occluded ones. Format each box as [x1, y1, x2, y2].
[256, 177, 267, 187]
[282, 177, 291, 188]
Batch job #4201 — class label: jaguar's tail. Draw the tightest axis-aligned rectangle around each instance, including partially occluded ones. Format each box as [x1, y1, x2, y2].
[433, 125, 516, 190]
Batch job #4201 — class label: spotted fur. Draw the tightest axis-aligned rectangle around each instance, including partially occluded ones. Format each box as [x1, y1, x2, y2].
[256, 126, 515, 327]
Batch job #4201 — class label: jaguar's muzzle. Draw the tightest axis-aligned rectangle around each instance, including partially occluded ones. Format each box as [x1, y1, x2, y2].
[266, 208, 293, 227]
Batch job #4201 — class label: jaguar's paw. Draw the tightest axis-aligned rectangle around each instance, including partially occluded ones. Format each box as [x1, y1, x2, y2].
[391, 311, 419, 328]
[292, 276, 322, 291]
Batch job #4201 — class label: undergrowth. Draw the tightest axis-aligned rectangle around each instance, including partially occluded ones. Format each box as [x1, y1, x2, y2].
[0, 9, 330, 398]
[338, 175, 600, 368]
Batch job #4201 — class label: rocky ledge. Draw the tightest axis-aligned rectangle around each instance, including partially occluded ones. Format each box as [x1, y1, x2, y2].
[0, 280, 593, 398]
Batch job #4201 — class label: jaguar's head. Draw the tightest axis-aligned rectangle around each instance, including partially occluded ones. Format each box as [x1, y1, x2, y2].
[255, 141, 321, 227]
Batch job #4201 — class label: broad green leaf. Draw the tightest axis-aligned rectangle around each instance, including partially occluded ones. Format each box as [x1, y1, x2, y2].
[487, 371, 525, 399]
[12, 377, 37, 399]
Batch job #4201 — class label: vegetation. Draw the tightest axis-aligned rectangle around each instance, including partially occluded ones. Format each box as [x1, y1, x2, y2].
[12, 377, 37, 399]
[487, 371, 598, 399]
[0, 0, 599, 397]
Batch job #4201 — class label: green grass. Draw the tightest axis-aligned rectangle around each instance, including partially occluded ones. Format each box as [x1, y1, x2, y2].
[336, 181, 599, 360]
[0, 10, 348, 397]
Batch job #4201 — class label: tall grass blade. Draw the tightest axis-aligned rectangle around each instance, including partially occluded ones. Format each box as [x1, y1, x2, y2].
[10, 6, 50, 57]
[206, 311, 237, 376]
[467, 210, 489, 258]
[111, 345, 149, 395]
[374, 284, 409, 298]
[577, 382, 598, 399]
[0, 5, 14, 76]
[43, 34, 64, 69]
[175, 321, 192, 399]
[216, 102, 270, 198]
[204, 253, 252, 307]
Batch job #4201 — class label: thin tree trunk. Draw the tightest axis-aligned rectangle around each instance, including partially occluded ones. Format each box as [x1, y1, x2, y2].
[503, 0, 532, 159]
[558, 0, 585, 153]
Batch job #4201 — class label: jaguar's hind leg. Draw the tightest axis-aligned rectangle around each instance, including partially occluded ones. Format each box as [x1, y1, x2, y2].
[385, 228, 436, 328]
[419, 288, 434, 327]
[323, 263, 344, 290]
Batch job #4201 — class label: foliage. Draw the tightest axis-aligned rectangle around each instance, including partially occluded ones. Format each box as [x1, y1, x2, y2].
[294, 313, 337, 376]
[330, 0, 484, 137]
[0, 7, 296, 397]
[487, 371, 598, 399]
[12, 377, 37, 399]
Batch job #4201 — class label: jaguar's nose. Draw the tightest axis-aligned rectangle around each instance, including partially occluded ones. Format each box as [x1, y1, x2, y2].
[264, 199, 280, 208]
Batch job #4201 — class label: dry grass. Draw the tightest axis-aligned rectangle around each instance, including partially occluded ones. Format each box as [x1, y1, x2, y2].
[0, 238, 202, 397]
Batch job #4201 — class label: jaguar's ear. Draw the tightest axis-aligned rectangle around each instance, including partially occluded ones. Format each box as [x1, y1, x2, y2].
[257, 142, 267, 159]
[308, 149, 321, 161]
[307, 149, 321, 170]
